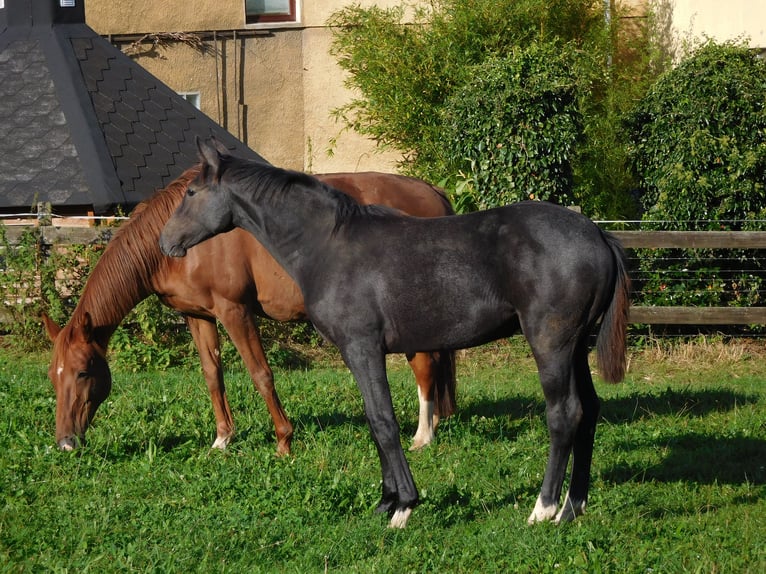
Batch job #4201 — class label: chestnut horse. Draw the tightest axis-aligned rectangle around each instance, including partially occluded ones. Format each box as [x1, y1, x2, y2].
[159, 139, 630, 528]
[43, 166, 456, 454]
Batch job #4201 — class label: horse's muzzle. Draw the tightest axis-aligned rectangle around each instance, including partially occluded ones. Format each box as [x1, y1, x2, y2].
[158, 238, 187, 258]
[57, 436, 81, 451]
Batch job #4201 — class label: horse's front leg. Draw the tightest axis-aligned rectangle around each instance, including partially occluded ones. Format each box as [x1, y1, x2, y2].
[217, 305, 293, 456]
[342, 344, 419, 528]
[186, 316, 235, 450]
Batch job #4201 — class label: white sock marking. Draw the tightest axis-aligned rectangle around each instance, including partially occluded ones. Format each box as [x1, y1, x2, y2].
[389, 507, 412, 529]
[410, 387, 434, 450]
[527, 495, 558, 524]
[211, 435, 230, 450]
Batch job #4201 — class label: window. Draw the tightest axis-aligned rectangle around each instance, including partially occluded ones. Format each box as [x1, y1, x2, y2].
[245, 0, 298, 25]
[178, 92, 201, 110]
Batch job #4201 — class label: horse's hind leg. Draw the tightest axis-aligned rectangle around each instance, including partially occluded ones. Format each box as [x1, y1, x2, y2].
[527, 346, 582, 524]
[406, 351, 457, 450]
[406, 352, 437, 450]
[186, 316, 235, 449]
[556, 344, 600, 523]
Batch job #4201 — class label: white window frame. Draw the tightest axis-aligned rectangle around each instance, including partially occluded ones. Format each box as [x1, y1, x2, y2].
[244, 0, 301, 29]
[178, 91, 201, 110]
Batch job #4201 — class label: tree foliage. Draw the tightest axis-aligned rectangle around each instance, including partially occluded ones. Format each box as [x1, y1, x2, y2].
[442, 43, 584, 210]
[329, 0, 669, 217]
[627, 40, 766, 227]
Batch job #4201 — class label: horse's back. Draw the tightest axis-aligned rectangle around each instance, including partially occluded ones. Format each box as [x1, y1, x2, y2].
[314, 201, 620, 353]
[317, 172, 453, 217]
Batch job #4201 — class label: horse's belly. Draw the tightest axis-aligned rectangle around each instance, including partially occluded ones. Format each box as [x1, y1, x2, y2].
[384, 301, 519, 353]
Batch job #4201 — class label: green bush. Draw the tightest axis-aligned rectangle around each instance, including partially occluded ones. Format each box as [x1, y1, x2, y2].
[108, 297, 194, 372]
[441, 42, 584, 210]
[627, 40, 766, 308]
[329, 0, 669, 218]
[329, 1, 606, 199]
[628, 40, 766, 225]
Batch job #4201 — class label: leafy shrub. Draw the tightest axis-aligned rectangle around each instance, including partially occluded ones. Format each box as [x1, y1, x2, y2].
[627, 40, 766, 308]
[628, 40, 766, 225]
[441, 43, 584, 210]
[329, 0, 669, 218]
[329, 1, 605, 199]
[109, 297, 194, 372]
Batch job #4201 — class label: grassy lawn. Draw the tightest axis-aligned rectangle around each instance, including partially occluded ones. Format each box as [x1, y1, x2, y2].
[1, 338, 764, 572]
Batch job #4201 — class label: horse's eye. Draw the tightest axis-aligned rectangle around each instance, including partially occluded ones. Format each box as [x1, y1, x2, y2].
[77, 371, 88, 379]
[187, 189, 196, 197]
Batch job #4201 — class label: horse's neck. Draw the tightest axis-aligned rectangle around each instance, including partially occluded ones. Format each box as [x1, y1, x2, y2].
[231, 186, 337, 284]
[73, 236, 161, 344]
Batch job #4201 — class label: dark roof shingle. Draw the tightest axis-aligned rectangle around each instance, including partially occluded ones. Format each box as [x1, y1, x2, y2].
[0, 0, 266, 214]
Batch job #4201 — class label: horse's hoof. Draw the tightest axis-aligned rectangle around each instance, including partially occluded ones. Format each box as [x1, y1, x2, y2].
[554, 496, 585, 524]
[527, 495, 558, 525]
[408, 438, 431, 451]
[57, 436, 79, 451]
[211, 435, 230, 450]
[275, 438, 292, 457]
[388, 507, 412, 529]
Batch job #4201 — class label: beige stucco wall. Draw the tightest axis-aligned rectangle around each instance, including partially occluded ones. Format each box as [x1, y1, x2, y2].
[85, 1, 244, 34]
[671, 0, 766, 48]
[85, 0, 410, 173]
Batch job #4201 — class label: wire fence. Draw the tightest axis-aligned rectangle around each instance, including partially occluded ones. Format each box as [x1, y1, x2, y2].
[5, 212, 766, 331]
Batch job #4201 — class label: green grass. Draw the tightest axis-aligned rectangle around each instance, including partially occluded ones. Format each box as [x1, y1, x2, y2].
[1, 339, 764, 572]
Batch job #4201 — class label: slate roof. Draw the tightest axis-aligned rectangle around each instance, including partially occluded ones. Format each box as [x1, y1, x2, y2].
[0, 0, 266, 214]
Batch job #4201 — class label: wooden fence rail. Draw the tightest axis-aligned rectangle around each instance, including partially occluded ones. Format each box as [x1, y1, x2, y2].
[5, 224, 766, 325]
[611, 231, 766, 325]
[610, 230, 766, 250]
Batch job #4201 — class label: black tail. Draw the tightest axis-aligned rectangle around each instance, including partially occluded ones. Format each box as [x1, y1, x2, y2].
[596, 232, 631, 383]
[431, 350, 457, 417]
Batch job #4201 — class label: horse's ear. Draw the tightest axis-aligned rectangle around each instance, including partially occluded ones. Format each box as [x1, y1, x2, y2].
[76, 312, 94, 344]
[41, 313, 61, 341]
[212, 137, 230, 156]
[196, 136, 222, 176]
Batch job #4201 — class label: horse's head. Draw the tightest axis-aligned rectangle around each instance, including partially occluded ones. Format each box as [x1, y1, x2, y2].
[159, 137, 234, 257]
[43, 313, 112, 450]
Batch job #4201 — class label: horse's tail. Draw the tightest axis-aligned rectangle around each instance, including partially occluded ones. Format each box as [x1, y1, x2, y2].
[432, 350, 457, 417]
[596, 232, 631, 383]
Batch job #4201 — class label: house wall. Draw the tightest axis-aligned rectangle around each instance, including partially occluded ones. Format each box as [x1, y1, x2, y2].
[84, 1, 764, 175]
[671, 0, 766, 48]
[85, 0, 406, 173]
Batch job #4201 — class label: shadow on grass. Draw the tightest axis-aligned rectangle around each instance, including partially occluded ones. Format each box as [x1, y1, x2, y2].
[421, 484, 528, 527]
[418, 387, 758, 427]
[457, 395, 545, 421]
[288, 387, 758, 446]
[599, 388, 765, 487]
[600, 387, 760, 424]
[603, 433, 766, 486]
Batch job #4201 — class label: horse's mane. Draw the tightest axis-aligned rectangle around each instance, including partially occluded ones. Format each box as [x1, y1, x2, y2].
[72, 165, 201, 331]
[225, 159, 399, 233]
